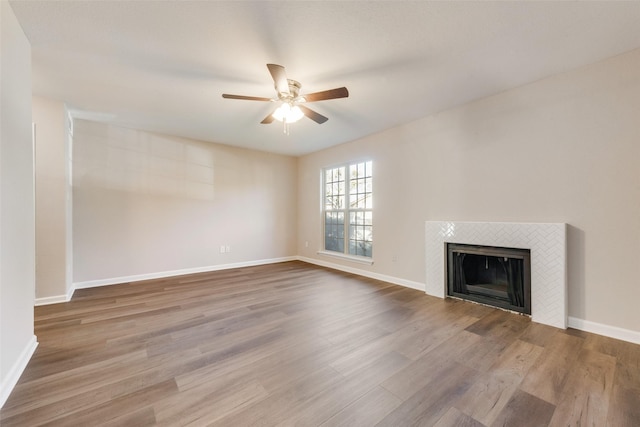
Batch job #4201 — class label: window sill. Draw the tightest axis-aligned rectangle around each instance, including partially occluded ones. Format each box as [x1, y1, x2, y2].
[317, 250, 374, 265]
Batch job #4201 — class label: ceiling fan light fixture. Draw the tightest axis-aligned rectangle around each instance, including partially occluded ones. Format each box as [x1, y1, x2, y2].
[272, 103, 304, 123]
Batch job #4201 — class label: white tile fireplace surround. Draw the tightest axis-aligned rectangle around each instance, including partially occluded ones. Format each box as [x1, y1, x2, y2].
[425, 221, 567, 329]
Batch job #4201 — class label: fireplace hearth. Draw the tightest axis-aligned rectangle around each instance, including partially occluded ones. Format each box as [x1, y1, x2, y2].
[446, 243, 531, 314]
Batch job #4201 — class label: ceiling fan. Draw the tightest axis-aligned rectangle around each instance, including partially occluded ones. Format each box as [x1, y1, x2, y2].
[222, 64, 349, 132]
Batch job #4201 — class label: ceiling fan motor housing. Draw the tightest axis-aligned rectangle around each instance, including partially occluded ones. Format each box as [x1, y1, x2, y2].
[279, 79, 301, 99]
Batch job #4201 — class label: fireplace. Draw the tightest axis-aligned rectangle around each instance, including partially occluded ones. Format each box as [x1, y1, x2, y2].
[446, 243, 531, 314]
[425, 221, 567, 329]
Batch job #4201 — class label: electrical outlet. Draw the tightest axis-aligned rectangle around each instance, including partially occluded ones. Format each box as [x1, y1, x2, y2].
[220, 245, 226, 254]
[305, 241, 309, 248]
[225, 245, 231, 253]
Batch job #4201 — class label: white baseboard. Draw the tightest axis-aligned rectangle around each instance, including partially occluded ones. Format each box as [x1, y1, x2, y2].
[35, 294, 68, 306]
[297, 256, 425, 292]
[0, 335, 38, 409]
[73, 256, 298, 290]
[35, 284, 76, 306]
[568, 316, 640, 345]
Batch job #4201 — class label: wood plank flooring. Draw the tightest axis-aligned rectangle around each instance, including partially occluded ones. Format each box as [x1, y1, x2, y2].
[1, 261, 639, 426]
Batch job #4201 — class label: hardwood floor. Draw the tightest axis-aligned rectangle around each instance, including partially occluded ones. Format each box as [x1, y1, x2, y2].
[1, 261, 639, 426]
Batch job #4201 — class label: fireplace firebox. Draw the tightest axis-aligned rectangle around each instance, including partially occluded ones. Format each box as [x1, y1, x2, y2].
[446, 243, 531, 315]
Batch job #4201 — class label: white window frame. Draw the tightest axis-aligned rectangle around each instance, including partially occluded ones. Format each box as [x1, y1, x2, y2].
[319, 160, 373, 264]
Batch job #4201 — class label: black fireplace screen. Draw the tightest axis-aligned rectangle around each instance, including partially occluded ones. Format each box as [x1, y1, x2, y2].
[447, 243, 531, 314]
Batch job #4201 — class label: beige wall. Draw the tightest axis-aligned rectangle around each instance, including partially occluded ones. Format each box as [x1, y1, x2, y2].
[33, 96, 70, 300]
[1, 0, 36, 407]
[72, 120, 298, 283]
[298, 48, 640, 333]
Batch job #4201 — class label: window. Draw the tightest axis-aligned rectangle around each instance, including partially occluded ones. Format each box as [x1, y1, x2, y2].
[323, 161, 372, 258]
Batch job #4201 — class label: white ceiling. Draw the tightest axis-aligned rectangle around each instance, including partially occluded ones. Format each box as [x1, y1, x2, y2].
[10, 1, 640, 156]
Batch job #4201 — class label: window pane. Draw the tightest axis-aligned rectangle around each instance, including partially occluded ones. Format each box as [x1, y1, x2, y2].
[349, 240, 357, 255]
[364, 225, 372, 241]
[349, 162, 372, 210]
[324, 212, 344, 253]
[365, 211, 372, 225]
[325, 166, 346, 211]
[349, 223, 358, 239]
[348, 210, 372, 256]
[325, 196, 333, 210]
[363, 241, 372, 257]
